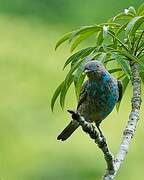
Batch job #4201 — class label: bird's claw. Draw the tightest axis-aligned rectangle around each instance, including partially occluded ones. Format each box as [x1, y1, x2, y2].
[67, 109, 80, 120]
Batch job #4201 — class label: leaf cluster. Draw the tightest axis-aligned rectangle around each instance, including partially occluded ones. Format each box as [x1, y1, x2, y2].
[51, 3, 144, 111]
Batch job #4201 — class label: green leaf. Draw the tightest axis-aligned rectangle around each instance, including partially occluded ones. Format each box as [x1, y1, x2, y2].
[63, 47, 95, 69]
[116, 76, 129, 111]
[128, 6, 137, 16]
[117, 73, 125, 80]
[115, 23, 128, 35]
[100, 22, 121, 27]
[112, 52, 131, 78]
[108, 68, 122, 74]
[97, 52, 107, 62]
[70, 31, 96, 52]
[74, 58, 90, 98]
[108, 30, 128, 51]
[137, 3, 144, 15]
[60, 60, 83, 108]
[91, 51, 102, 60]
[74, 73, 85, 100]
[103, 53, 112, 64]
[138, 40, 144, 51]
[134, 30, 144, 55]
[60, 75, 74, 109]
[119, 50, 144, 69]
[112, 12, 133, 21]
[125, 16, 144, 37]
[51, 82, 64, 111]
[104, 58, 114, 64]
[55, 32, 72, 50]
[69, 25, 101, 42]
[108, 30, 118, 48]
[96, 31, 103, 46]
[110, 48, 144, 69]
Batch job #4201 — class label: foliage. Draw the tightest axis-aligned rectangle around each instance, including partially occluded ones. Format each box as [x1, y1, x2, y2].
[51, 3, 144, 111]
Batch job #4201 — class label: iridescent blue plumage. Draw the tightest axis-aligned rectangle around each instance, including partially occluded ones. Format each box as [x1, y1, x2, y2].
[57, 61, 122, 141]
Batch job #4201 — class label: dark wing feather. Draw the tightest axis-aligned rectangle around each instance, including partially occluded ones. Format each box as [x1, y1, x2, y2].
[117, 80, 123, 102]
[77, 81, 88, 110]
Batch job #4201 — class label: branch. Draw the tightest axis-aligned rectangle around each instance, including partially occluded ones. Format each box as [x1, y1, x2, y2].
[66, 62, 141, 180]
[67, 110, 115, 176]
[104, 62, 142, 179]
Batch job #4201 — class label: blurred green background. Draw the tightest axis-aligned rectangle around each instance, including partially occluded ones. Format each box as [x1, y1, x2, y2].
[0, 0, 144, 179]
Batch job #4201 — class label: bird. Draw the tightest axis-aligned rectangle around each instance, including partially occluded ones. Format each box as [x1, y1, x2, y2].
[57, 60, 122, 141]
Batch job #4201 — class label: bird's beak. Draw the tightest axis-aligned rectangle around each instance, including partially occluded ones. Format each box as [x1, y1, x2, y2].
[84, 69, 89, 73]
[84, 69, 91, 74]
[82, 69, 88, 75]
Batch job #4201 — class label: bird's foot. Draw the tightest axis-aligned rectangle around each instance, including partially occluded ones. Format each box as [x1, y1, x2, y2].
[67, 109, 80, 120]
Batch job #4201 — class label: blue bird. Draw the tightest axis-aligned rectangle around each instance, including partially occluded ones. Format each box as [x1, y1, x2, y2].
[57, 60, 122, 141]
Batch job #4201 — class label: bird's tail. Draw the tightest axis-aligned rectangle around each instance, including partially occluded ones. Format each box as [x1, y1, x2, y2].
[57, 120, 79, 141]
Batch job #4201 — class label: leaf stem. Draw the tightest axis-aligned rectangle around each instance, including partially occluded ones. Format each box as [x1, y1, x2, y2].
[108, 32, 129, 51]
[134, 30, 144, 55]
[137, 48, 144, 57]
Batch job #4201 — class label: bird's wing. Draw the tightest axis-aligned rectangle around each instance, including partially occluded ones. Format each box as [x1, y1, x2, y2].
[77, 81, 88, 110]
[117, 80, 123, 102]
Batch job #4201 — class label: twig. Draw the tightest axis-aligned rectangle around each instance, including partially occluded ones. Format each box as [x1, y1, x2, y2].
[103, 62, 142, 179]
[67, 110, 115, 177]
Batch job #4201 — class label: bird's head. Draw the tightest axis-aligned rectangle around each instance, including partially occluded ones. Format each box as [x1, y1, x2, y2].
[84, 60, 106, 79]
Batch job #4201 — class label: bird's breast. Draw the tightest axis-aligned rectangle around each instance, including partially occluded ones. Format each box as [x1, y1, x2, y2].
[78, 78, 119, 122]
